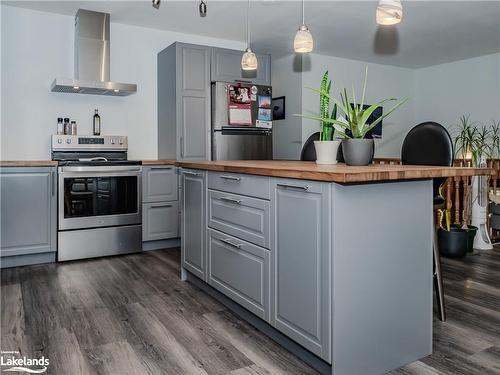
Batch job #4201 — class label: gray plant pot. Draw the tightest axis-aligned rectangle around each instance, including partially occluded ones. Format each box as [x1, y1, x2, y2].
[342, 138, 375, 166]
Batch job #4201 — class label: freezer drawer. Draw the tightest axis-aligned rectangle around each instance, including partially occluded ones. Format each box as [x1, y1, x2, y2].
[212, 130, 272, 160]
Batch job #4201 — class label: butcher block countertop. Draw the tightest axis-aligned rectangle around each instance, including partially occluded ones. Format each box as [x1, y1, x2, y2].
[175, 160, 494, 183]
[0, 160, 58, 167]
[142, 159, 177, 165]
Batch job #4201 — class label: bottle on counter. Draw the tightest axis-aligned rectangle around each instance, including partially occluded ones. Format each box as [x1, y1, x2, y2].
[70, 120, 77, 135]
[57, 118, 64, 135]
[63, 118, 70, 135]
[93, 109, 101, 136]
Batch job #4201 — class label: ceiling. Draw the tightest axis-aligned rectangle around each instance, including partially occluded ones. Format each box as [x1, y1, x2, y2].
[4, 1, 500, 68]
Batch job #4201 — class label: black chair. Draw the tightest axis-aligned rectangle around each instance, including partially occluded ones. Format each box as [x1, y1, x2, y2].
[300, 132, 344, 162]
[401, 121, 453, 321]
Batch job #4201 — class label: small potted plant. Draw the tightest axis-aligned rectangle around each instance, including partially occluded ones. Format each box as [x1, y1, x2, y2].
[299, 71, 341, 164]
[437, 208, 468, 258]
[298, 67, 408, 165]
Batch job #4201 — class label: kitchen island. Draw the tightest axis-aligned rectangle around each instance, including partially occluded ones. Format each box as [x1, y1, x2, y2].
[175, 160, 492, 375]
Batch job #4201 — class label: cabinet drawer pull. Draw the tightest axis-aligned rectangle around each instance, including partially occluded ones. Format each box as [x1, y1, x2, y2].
[183, 171, 199, 176]
[277, 183, 309, 191]
[219, 196, 242, 204]
[219, 175, 241, 181]
[149, 166, 173, 170]
[220, 238, 242, 248]
[151, 204, 172, 208]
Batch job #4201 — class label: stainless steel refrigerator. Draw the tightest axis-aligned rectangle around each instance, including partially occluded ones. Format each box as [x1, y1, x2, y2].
[211, 82, 273, 160]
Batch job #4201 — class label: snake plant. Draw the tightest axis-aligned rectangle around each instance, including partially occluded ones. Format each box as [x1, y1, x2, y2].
[297, 67, 408, 139]
[318, 71, 337, 141]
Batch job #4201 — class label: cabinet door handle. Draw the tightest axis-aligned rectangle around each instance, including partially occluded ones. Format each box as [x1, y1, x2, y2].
[277, 183, 309, 191]
[151, 204, 172, 208]
[220, 238, 242, 249]
[219, 175, 241, 181]
[52, 170, 56, 196]
[180, 136, 184, 158]
[183, 171, 199, 176]
[219, 196, 242, 204]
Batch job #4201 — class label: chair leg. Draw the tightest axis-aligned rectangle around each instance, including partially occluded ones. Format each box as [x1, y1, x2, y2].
[433, 221, 446, 321]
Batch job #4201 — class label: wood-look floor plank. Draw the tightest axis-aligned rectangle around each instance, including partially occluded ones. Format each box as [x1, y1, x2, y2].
[43, 328, 91, 375]
[204, 310, 318, 375]
[112, 302, 209, 375]
[467, 346, 500, 373]
[142, 294, 253, 374]
[84, 340, 152, 375]
[0, 283, 28, 355]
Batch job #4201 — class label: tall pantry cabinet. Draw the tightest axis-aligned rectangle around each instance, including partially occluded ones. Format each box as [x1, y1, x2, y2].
[158, 43, 211, 161]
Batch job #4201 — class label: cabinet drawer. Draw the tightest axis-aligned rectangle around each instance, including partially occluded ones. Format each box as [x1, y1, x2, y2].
[143, 202, 179, 241]
[208, 171, 270, 200]
[208, 229, 270, 320]
[208, 190, 270, 248]
[143, 166, 178, 203]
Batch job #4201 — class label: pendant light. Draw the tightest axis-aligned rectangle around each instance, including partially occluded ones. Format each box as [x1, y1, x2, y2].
[294, 0, 313, 53]
[376, 0, 403, 25]
[241, 0, 258, 71]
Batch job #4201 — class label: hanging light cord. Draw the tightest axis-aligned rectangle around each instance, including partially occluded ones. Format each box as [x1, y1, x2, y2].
[246, 0, 250, 48]
[302, 0, 305, 25]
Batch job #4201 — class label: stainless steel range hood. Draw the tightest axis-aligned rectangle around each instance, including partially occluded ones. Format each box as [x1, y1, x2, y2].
[51, 9, 137, 96]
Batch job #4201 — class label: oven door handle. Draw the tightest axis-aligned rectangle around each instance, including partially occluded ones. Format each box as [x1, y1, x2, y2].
[60, 166, 142, 173]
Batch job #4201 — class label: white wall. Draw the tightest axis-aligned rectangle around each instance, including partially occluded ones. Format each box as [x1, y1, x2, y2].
[415, 53, 500, 132]
[0, 5, 245, 160]
[271, 54, 303, 160]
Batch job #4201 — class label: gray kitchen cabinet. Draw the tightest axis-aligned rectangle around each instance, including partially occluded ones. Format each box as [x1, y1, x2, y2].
[143, 165, 178, 203]
[143, 201, 179, 241]
[271, 178, 332, 363]
[158, 42, 211, 161]
[208, 228, 270, 321]
[211, 47, 271, 85]
[181, 169, 207, 280]
[0, 167, 57, 264]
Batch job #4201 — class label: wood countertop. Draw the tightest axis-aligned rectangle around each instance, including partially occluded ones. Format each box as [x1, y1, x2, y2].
[175, 160, 494, 183]
[142, 159, 177, 165]
[0, 160, 58, 167]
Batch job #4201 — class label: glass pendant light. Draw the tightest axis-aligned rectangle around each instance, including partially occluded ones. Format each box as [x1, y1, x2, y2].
[241, 0, 257, 71]
[294, 0, 313, 53]
[376, 0, 403, 25]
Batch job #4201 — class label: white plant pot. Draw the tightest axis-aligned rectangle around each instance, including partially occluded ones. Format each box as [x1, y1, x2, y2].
[313, 140, 341, 165]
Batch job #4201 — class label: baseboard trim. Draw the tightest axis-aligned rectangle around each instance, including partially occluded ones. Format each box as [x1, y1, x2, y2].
[1, 252, 56, 268]
[143, 238, 180, 251]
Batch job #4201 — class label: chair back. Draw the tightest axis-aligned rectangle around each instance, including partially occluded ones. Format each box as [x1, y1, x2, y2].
[401, 122, 454, 199]
[300, 132, 320, 161]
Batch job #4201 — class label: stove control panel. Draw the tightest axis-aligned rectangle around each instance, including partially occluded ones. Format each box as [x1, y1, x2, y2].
[52, 135, 128, 151]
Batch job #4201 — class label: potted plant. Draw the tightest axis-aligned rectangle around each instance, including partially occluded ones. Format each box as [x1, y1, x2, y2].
[298, 68, 408, 166]
[453, 115, 498, 251]
[302, 71, 342, 164]
[437, 208, 468, 258]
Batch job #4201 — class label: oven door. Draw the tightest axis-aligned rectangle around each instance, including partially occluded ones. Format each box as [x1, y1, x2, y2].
[58, 165, 142, 230]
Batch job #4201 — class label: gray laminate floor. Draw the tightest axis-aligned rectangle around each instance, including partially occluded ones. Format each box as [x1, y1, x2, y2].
[1, 246, 499, 375]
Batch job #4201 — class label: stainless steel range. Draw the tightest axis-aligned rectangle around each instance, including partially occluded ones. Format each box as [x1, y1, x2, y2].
[52, 135, 142, 261]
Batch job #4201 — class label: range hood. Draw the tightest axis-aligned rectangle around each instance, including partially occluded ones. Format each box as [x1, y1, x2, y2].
[51, 9, 137, 96]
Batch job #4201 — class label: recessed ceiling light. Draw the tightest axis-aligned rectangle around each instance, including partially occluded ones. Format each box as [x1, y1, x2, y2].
[113, 89, 119, 93]
[73, 86, 80, 90]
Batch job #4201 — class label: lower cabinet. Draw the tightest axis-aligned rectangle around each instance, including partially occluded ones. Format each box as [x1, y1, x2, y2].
[271, 179, 332, 363]
[143, 202, 179, 241]
[208, 228, 270, 321]
[181, 169, 207, 280]
[0, 167, 57, 264]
